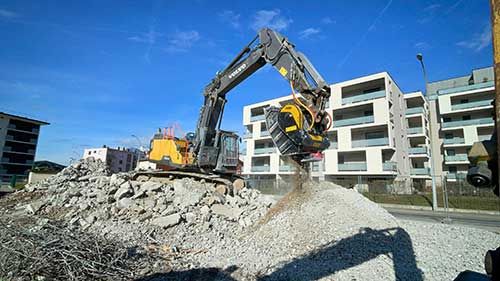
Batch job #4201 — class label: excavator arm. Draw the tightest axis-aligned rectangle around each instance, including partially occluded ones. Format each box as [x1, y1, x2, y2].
[193, 28, 331, 172]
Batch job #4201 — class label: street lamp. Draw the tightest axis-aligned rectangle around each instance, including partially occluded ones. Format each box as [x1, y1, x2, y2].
[416, 53, 438, 211]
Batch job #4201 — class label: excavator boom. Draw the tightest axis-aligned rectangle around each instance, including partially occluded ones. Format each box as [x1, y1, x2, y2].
[193, 28, 331, 173]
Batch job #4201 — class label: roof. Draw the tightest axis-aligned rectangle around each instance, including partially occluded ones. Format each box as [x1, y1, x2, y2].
[0, 112, 49, 125]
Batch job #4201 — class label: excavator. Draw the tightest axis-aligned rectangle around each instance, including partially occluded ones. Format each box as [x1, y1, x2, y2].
[137, 28, 332, 186]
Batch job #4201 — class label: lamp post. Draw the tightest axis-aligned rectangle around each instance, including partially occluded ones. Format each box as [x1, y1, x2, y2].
[416, 53, 438, 211]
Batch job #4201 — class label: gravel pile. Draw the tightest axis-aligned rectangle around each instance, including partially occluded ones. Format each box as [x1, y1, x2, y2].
[3, 158, 499, 280]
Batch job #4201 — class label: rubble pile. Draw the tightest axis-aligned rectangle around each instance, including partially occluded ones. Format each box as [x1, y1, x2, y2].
[23, 158, 272, 237]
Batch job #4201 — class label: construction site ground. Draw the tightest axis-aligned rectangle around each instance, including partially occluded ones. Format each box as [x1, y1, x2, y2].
[0, 158, 499, 281]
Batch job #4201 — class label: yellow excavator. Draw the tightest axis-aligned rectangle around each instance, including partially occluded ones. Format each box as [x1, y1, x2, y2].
[141, 28, 331, 185]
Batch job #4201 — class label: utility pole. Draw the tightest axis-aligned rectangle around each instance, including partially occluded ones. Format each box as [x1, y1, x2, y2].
[416, 53, 439, 211]
[491, 0, 500, 189]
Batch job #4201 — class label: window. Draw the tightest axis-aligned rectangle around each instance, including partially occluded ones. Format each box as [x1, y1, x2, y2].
[365, 132, 384, 139]
[445, 133, 453, 139]
[364, 110, 373, 116]
[88, 151, 91, 155]
[446, 149, 456, 156]
[462, 115, 471, 121]
[338, 155, 344, 164]
[448, 166, 457, 173]
[443, 117, 452, 122]
[119, 160, 123, 164]
[460, 99, 468, 104]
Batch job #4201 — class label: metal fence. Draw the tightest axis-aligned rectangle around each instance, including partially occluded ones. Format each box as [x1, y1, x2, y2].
[245, 174, 500, 212]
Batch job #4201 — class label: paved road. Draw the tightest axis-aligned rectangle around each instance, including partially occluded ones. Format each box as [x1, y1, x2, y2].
[385, 207, 500, 233]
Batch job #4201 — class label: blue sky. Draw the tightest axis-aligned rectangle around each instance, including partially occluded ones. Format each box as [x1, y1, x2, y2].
[0, 0, 493, 165]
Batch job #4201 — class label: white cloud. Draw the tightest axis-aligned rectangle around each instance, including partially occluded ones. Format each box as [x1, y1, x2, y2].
[165, 30, 200, 53]
[128, 30, 162, 44]
[299, 28, 321, 39]
[414, 41, 431, 50]
[423, 3, 441, 12]
[251, 9, 292, 31]
[219, 10, 241, 29]
[456, 25, 492, 52]
[0, 8, 18, 19]
[321, 17, 335, 24]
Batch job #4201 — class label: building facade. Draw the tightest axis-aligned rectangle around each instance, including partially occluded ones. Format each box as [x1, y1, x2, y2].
[427, 66, 495, 183]
[242, 72, 429, 192]
[0, 112, 49, 184]
[83, 146, 141, 173]
[242, 67, 495, 191]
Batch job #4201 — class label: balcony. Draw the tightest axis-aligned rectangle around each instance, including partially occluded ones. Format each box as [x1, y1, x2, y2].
[342, 90, 385, 105]
[254, 147, 276, 155]
[407, 127, 423, 135]
[478, 135, 493, 141]
[442, 118, 493, 128]
[447, 172, 467, 180]
[443, 137, 465, 145]
[5, 135, 37, 144]
[411, 168, 430, 175]
[243, 133, 253, 139]
[279, 165, 295, 172]
[405, 107, 425, 115]
[251, 166, 270, 172]
[328, 142, 338, 149]
[445, 154, 468, 162]
[0, 169, 6, 175]
[338, 162, 367, 171]
[7, 124, 39, 134]
[409, 147, 427, 154]
[260, 131, 270, 137]
[352, 137, 389, 148]
[250, 115, 265, 122]
[333, 115, 374, 127]
[451, 99, 493, 111]
[438, 81, 494, 95]
[383, 162, 397, 172]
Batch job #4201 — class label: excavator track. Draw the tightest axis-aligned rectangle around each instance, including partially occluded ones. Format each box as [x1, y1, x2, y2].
[132, 170, 234, 188]
[265, 107, 302, 156]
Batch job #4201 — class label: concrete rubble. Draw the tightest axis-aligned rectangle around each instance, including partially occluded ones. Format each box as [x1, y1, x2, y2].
[23, 157, 272, 235]
[2, 157, 498, 280]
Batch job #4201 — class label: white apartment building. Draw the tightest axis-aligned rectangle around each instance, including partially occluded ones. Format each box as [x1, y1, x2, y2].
[242, 72, 426, 192]
[242, 67, 495, 191]
[0, 112, 49, 184]
[427, 66, 495, 183]
[83, 146, 141, 173]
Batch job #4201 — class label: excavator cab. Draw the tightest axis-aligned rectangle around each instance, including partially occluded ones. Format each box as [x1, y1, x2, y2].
[215, 131, 239, 174]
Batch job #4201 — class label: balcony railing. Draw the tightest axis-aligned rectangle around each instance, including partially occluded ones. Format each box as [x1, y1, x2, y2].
[352, 137, 389, 148]
[438, 81, 494, 95]
[341, 90, 386, 105]
[442, 118, 494, 128]
[0, 169, 6, 174]
[254, 147, 276, 155]
[451, 99, 493, 111]
[447, 172, 467, 180]
[445, 154, 468, 162]
[411, 168, 430, 175]
[279, 165, 295, 172]
[338, 162, 367, 171]
[333, 115, 374, 127]
[251, 166, 270, 172]
[409, 147, 427, 154]
[243, 133, 253, 139]
[383, 162, 397, 172]
[250, 115, 265, 122]
[328, 142, 338, 149]
[405, 107, 425, 115]
[407, 127, 423, 135]
[478, 135, 493, 141]
[443, 137, 465, 145]
[3, 146, 12, 152]
[260, 131, 270, 137]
